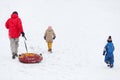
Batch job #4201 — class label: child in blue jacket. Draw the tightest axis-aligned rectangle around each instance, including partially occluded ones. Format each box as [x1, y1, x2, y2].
[103, 36, 115, 68]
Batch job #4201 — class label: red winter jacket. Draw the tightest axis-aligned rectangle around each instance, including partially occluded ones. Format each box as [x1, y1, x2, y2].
[5, 13, 24, 38]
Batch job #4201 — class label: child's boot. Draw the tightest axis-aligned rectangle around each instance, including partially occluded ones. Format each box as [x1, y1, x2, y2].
[110, 64, 113, 68]
[48, 49, 52, 53]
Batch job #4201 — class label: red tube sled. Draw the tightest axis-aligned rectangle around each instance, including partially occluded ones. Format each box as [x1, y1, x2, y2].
[18, 53, 43, 63]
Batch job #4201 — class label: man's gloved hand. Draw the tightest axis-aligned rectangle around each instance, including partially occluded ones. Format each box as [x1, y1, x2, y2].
[21, 32, 25, 37]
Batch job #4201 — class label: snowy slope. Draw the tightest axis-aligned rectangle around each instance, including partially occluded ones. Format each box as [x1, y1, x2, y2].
[0, 0, 120, 80]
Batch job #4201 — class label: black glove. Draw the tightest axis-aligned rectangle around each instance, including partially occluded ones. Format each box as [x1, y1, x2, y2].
[44, 36, 46, 40]
[53, 36, 56, 40]
[21, 32, 25, 37]
[103, 51, 106, 56]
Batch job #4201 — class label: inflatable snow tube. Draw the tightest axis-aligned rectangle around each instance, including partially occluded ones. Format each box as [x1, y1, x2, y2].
[18, 53, 43, 63]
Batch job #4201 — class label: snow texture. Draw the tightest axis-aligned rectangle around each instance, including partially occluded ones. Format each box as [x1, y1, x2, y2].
[0, 0, 120, 80]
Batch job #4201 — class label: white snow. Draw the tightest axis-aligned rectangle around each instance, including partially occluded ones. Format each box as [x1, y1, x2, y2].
[0, 0, 120, 80]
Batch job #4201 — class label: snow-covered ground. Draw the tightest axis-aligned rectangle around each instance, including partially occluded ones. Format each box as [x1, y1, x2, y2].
[0, 0, 120, 80]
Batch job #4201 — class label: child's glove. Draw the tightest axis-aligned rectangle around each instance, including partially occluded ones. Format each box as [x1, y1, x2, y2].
[44, 36, 46, 40]
[103, 51, 106, 56]
[53, 36, 56, 40]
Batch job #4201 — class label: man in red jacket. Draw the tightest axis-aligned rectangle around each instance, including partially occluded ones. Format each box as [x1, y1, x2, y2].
[5, 11, 25, 59]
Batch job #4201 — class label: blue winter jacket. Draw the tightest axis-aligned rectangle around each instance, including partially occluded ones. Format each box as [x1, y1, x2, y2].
[104, 42, 114, 55]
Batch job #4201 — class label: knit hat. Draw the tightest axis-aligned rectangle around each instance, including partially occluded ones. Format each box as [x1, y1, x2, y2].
[12, 11, 18, 15]
[107, 36, 112, 42]
[48, 26, 52, 29]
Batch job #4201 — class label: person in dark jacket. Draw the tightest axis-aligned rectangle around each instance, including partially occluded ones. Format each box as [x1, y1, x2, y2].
[103, 36, 115, 68]
[44, 26, 56, 53]
[5, 11, 25, 59]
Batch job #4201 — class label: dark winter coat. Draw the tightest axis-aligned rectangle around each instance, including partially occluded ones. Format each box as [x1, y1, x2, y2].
[5, 13, 24, 38]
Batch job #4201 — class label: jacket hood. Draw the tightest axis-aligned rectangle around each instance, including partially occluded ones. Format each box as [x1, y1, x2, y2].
[11, 14, 18, 19]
